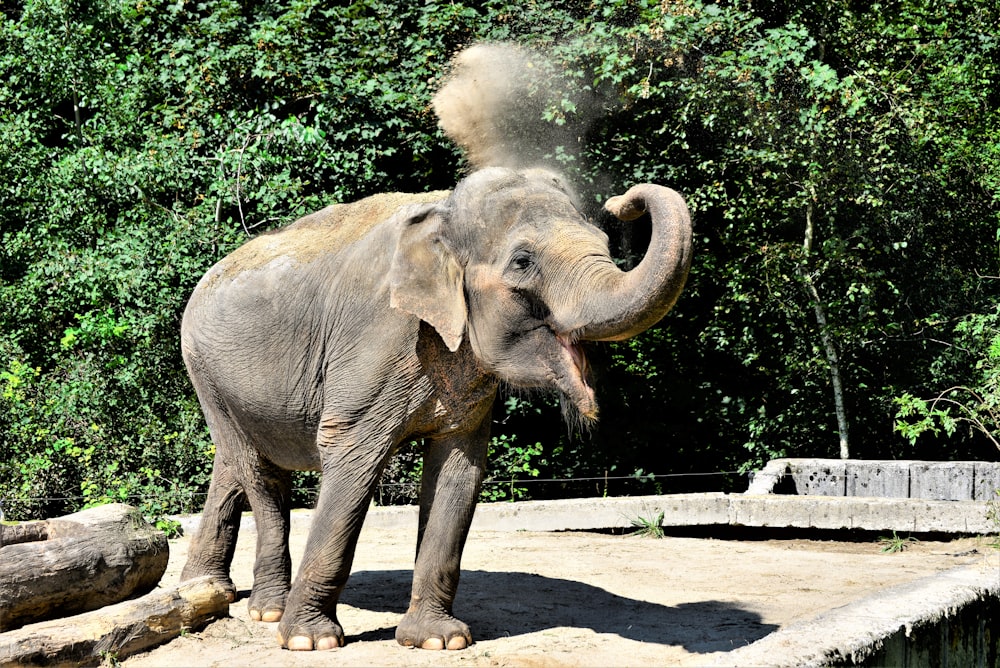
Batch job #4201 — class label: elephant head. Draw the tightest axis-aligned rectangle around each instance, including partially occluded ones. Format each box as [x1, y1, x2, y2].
[390, 167, 692, 423]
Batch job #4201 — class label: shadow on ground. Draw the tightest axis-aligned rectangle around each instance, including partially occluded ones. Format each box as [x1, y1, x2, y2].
[339, 569, 776, 653]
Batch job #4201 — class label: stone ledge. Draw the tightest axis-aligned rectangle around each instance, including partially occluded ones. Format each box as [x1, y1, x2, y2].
[730, 494, 992, 534]
[176, 491, 994, 536]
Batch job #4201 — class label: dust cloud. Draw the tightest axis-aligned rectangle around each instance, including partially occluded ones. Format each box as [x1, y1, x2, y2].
[432, 43, 599, 172]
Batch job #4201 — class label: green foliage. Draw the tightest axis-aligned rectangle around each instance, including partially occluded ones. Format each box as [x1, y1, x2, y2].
[376, 440, 423, 506]
[986, 490, 1000, 549]
[894, 308, 1000, 453]
[550, 0, 1000, 469]
[98, 649, 120, 667]
[630, 509, 666, 539]
[375, 428, 543, 505]
[481, 433, 544, 502]
[2, 0, 999, 521]
[153, 515, 184, 540]
[0, 0, 474, 519]
[878, 531, 919, 554]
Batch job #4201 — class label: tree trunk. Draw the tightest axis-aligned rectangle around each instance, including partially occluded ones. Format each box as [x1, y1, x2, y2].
[0, 504, 169, 632]
[798, 192, 850, 459]
[0, 576, 231, 667]
[800, 271, 851, 459]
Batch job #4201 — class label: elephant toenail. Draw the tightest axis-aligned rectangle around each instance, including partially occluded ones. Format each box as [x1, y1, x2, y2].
[316, 636, 341, 650]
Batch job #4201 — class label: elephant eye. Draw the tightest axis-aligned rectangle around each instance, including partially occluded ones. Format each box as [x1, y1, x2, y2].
[508, 250, 534, 273]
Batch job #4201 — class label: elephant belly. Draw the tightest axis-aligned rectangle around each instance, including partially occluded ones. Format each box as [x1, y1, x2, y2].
[237, 413, 323, 471]
[195, 350, 327, 472]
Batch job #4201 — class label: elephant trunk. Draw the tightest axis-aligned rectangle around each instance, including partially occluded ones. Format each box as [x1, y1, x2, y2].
[574, 184, 693, 342]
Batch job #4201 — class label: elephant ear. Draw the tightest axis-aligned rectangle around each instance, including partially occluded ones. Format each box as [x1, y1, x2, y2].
[389, 204, 466, 352]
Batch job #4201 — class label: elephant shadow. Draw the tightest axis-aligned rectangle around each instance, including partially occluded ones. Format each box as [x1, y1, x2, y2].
[339, 569, 778, 653]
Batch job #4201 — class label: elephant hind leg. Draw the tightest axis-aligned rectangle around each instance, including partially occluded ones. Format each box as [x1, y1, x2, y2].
[181, 432, 294, 620]
[179, 378, 251, 602]
[245, 458, 293, 623]
[180, 456, 247, 602]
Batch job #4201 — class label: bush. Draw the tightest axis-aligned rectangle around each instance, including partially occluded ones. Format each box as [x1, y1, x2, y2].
[2, 0, 998, 521]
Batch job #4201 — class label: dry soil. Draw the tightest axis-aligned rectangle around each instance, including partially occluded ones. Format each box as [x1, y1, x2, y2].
[119, 512, 995, 668]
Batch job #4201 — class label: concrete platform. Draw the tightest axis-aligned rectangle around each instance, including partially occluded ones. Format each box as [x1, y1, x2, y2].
[169, 493, 998, 667]
[168, 459, 1000, 666]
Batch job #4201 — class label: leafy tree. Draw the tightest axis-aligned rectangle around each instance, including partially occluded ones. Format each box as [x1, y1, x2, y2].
[0, 0, 476, 518]
[556, 0, 1000, 471]
[895, 307, 1000, 452]
[2, 0, 998, 521]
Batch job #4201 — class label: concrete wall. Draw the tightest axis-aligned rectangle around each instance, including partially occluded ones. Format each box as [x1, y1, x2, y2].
[849, 593, 1000, 667]
[187, 492, 990, 536]
[172, 459, 999, 538]
[710, 563, 1000, 668]
[749, 459, 1000, 502]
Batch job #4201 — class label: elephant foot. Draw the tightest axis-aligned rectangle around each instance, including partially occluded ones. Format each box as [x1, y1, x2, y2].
[248, 587, 287, 623]
[276, 608, 345, 651]
[395, 605, 473, 650]
[249, 604, 284, 623]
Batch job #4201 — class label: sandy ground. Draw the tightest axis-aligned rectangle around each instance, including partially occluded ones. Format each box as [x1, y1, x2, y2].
[117, 513, 997, 668]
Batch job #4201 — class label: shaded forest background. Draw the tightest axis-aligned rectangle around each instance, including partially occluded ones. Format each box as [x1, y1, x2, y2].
[2, 0, 999, 521]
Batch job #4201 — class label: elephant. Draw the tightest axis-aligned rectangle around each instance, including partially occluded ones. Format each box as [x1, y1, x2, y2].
[178, 166, 692, 651]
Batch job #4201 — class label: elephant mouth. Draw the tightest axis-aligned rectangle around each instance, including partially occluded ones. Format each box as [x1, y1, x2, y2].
[557, 333, 588, 378]
[556, 333, 597, 423]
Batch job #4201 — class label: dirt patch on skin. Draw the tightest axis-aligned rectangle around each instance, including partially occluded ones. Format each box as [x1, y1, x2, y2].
[212, 191, 450, 281]
[121, 514, 993, 667]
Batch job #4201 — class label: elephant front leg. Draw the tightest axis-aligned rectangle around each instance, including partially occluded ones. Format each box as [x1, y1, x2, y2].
[276, 436, 392, 651]
[396, 418, 490, 650]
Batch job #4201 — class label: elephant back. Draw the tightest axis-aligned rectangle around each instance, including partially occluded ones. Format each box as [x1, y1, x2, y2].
[212, 190, 451, 281]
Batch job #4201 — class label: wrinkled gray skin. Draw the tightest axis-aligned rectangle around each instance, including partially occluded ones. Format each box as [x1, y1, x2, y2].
[179, 167, 692, 651]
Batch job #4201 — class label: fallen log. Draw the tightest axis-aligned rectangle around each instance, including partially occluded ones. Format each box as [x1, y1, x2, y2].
[0, 575, 231, 667]
[0, 503, 169, 631]
[0, 522, 48, 546]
